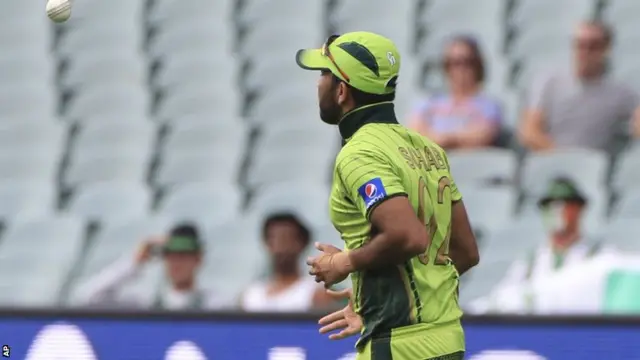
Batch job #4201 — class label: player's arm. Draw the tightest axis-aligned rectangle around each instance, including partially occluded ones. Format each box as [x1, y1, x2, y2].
[517, 75, 555, 151]
[448, 199, 480, 275]
[339, 151, 429, 271]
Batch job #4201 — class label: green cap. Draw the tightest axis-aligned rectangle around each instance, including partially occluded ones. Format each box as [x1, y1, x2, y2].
[538, 178, 587, 208]
[295, 31, 401, 95]
[163, 236, 202, 254]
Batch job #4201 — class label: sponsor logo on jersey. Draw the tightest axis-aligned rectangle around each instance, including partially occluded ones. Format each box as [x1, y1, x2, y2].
[364, 183, 377, 198]
[358, 177, 387, 210]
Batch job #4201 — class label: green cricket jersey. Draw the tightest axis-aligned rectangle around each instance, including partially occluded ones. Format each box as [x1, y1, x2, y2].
[329, 102, 464, 358]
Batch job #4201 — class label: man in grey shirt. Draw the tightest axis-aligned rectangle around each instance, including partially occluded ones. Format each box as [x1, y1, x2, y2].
[519, 21, 640, 152]
[76, 223, 227, 310]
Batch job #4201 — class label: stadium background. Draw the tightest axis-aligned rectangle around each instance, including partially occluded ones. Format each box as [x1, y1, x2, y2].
[0, 0, 639, 359]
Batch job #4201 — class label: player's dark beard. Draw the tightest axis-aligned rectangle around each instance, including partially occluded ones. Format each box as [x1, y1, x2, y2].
[319, 90, 343, 125]
[272, 254, 298, 276]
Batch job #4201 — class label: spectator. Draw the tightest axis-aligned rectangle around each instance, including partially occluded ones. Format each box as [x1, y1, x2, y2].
[469, 178, 614, 313]
[240, 213, 334, 312]
[77, 224, 226, 310]
[519, 21, 640, 152]
[408, 35, 502, 150]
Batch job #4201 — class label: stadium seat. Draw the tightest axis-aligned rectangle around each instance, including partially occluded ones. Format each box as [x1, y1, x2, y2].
[0, 153, 60, 183]
[65, 84, 151, 121]
[613, 189, 640, 219]
[200, 216, 264, 297]
[256, 125, 339, 155]
[243, 56, 319, 92]
[73, 121, 155, 156]
[459, 259, 512, 307]
[61, 53, 148, 90]
[612, 145, 640, 193]
[509, 28, 572, 64]
[248, 182, 330, 228]
[0, 56, 56, 88]
[462, 186, 516, 236]
[460, 260, 514, 307]
[510, 0, 595, 31]
[65, 151, 150, 188]
[158, 183, 243, 227]
[600, 1, 640, 26]
[0, 215, 85, 264]
[0, 181, 56, 219]
[154, 52, 236, 93]
[239, 0, 322, 27]
[247, 85, 320, 125]
[447, 149, 518, 186]
[423, 0, 504, 25]
[156, 152, 243, 187]
[521, 149, 608, 197]
[0, 85, 58, 120]
[67, 182, 152, 222]
[57, 22, 144, 57]
[0, 121, 66, 158]
[482, 218, 547, 262]
[157, 84, 240, 122]
[238, 21, 322, 61]
[0, 275, 66, 307]
[149, 0, 233, 27]
[148, 22, 234, 59]
[333, 0, 413, 27]
[603, 219, 640, 252]
[163, 118, 247, 156]
[0, 24, 50, 60]
[247, 150, 335, 189]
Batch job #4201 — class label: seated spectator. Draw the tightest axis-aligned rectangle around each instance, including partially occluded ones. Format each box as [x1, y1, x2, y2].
[469, 178, 615, 313]
[240, 213, 334, 312]
[77, 224, 226, 310]
[408, 35, 502, 150]
[529, 252, 640, 314]
[519, 21, 640, 152]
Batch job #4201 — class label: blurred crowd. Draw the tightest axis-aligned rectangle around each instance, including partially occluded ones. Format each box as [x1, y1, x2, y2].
[2, 0, 640, 318]
[68, 20, 640, 315]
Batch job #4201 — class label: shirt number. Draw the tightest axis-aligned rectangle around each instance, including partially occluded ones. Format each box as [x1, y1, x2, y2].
[416, 176, 452, 265]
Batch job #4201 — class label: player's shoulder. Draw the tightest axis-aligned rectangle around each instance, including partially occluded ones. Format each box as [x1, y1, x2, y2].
[335, 137, 387, 169]
[339, 134, 383, 157]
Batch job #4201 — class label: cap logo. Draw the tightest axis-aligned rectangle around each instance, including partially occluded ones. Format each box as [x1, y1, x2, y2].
[387, 52, 396, 66]
[337, 42, 380, 76]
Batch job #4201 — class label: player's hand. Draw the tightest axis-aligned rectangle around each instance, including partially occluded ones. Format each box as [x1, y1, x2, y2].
[307, 243, 353, 287]
[318, 288, 362, 340]
[135, 236, 165, 265]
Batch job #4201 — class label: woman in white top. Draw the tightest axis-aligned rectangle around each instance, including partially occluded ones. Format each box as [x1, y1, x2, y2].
[241, 213, 334, 312]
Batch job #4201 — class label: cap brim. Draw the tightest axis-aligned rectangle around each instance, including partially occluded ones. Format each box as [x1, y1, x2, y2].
[295, 48, 331, 71]
[538, 195, 587, 208]
[163, 247, 200, 254]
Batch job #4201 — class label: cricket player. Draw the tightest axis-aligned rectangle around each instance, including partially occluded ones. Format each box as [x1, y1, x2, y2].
[299, 32, 480, 360]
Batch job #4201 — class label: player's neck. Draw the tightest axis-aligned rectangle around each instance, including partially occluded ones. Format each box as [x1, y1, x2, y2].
[338, 102, 397, 140]
[172, 278, 196, 292]
[273, 272, 301, 285]
[576, 65, 605, 81]
[550, 232, 580, 253]
[449, 84, 478, 99]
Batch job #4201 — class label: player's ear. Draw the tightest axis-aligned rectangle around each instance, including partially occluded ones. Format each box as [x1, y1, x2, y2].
[337, 81, 350, 105]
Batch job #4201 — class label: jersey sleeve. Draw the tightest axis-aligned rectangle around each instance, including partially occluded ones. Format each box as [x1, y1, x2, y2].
[336, 147, 407, 219]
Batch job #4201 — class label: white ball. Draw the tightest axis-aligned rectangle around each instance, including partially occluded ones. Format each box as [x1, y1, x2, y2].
[46, 0, 72, 23]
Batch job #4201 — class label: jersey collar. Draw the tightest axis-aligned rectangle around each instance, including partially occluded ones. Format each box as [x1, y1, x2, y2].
[338, 102, 399, 141]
